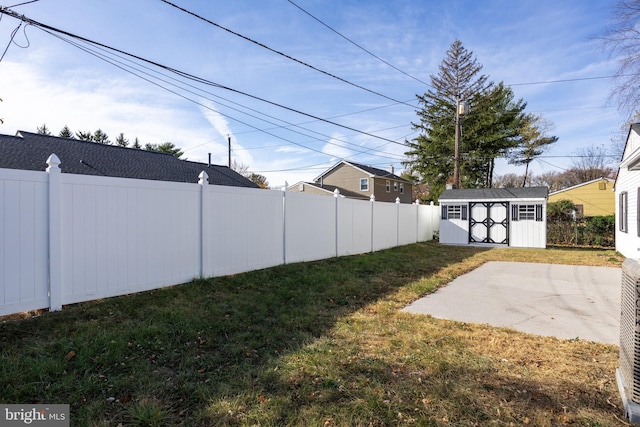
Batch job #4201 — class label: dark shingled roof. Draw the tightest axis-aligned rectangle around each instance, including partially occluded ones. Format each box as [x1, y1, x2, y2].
[347, 161, 410, 182]
[439, 187, 548, 201]
[0, 131, 259, 188]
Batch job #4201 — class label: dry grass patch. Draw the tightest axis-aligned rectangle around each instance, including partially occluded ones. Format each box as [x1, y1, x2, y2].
[0, 242, 627, 425]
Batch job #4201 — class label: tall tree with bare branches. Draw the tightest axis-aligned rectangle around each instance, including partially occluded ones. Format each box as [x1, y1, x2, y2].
[598, 0, 640, 119]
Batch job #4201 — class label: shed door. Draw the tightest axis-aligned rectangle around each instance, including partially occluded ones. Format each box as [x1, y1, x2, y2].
[469, 202, 509, 245]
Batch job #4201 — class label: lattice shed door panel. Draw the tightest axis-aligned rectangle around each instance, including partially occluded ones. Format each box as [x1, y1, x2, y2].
[469, 202, 509, 245]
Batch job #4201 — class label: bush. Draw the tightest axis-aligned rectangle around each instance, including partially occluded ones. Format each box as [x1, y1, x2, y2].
[546, 215, 615, 248]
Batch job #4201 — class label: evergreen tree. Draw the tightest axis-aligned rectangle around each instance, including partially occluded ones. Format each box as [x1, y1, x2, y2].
[145, 142, 183, 158]
[405, 40, 528, 198]
[463, 82, 528, 188]
[36, 123, 52, 135]
[115, 132, 129, 147]
[249, 172, 269, 189]
[508, 113, 558, 186]
[132, 137, 142, 149]
[59, 125, 74, 138]
[76, 130, 93, 141]
[92, 129, 110, 144]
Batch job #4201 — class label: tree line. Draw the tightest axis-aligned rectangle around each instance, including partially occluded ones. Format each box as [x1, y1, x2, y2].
[36, 124, 270, 188]
[36, 123, 184, 158]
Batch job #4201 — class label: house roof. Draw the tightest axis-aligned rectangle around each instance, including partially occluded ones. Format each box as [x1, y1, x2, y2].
[0, 131, 259, 188]
[288, 181, 369, 199]
[314, 160, 410, 183]
[548, 177, 614, 196]
[439, 187, 549, 201]
[615, 123, 640, 190]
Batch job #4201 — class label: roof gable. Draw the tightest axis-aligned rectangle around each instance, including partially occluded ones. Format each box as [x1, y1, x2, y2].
[548, 177, 614, 196]
[314, 160, 409, 182]
[0, 131, 259, 188]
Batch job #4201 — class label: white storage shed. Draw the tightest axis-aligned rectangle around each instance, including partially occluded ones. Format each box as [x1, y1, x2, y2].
[439, 187, 548, 248]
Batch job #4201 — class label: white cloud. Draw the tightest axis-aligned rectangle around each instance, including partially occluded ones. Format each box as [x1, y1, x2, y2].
[322, 133, 352, 160]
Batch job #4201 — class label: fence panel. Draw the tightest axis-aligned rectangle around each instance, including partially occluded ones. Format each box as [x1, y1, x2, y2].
[337, 197, 373, 256]
[60, 175, 200, 305]
[205, 186, 284, 277]
[398, 203, 418, 246]
[0, 159, 441, 317]
[417, 203, 440, 242]
[285, 191, 336, 263]
[0, 169, 50, 315]
[372, 202, 398, 251]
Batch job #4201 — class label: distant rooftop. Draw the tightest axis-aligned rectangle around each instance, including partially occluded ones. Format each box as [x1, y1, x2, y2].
[0, 131, 259, 188]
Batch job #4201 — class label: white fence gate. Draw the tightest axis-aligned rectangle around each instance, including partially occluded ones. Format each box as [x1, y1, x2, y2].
[0, 154, 440, 316]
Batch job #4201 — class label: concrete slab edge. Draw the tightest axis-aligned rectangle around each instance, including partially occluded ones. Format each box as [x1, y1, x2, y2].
[616, 368, 640, 424]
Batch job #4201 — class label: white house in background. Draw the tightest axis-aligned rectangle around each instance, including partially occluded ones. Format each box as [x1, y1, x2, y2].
[439, 187, 548, 248]
[615, 123, 640, 259]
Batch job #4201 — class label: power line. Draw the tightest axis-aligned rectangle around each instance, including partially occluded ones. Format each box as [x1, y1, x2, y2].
[508, 74, 634, 86]
[47, 30, 407, 162]
[42, 29, 400, 161]
[286, 0, 432, 88]
[0, 7, 409, 150]
[158, 0, 416, 108]
[6, 0, 40, 7]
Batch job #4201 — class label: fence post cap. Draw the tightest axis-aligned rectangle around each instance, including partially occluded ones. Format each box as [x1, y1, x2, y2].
[396, 197, 400, 204]
[370, 194, 375, 202]
[333, 188, 340, 197]
[46, 153, 61, 172]
[198, 171, 209, 185]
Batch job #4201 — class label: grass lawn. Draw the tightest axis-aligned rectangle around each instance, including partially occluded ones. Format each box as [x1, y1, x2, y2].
[0, 241, 626, 426]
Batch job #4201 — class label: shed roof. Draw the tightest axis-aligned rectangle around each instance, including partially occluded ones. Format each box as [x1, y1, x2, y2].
[439, 187, 548, 201]
[0, 131, 259, 188]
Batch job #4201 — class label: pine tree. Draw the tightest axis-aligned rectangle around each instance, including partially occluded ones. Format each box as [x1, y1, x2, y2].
[145, 142, 183, 158]
[508, 114, 558, 186]
[405, 40, 528, 198]
[132, 137, 142, 149]
[115, 132, 129, 147]
[92, 129, 110, 144]
[76, 130, 93, 141]
[59, 125, 74, 138]
[36, 124, 52, 135]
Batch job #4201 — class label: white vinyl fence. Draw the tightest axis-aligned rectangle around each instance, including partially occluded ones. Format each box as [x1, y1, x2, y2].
[0, 154, 440, 316]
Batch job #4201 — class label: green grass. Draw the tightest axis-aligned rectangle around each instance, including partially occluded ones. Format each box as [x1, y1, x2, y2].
[0, 242, 625, 425]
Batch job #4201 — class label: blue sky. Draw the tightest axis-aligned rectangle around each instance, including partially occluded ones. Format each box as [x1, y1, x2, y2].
[0, 0, 623, 188]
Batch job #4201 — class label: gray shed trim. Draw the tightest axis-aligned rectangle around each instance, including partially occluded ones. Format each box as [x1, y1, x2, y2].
[439, 187, 548, 201]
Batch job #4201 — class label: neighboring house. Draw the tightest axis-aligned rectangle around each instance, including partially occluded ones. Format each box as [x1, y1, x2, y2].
[0, 131, 259, 188]
[548, 177, 614, 217]
[289, 160, 413, 203]
[439, 187, 548, 248]
[615, 123, 640, 259]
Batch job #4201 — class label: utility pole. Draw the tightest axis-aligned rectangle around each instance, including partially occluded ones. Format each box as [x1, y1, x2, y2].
[453, 97, 460, 188]
[228, 135, 231, 168]
[453, 99, 462, 189]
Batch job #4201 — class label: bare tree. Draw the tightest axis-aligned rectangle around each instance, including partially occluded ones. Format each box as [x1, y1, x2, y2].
[598, 0, 640, 119]
[493, 173, 525, 188]
[570, 145, 617, 181]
